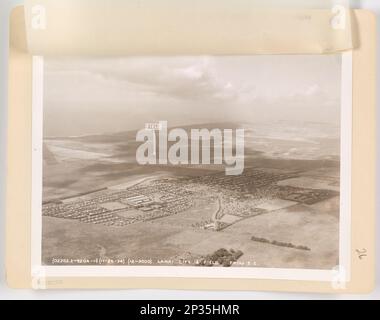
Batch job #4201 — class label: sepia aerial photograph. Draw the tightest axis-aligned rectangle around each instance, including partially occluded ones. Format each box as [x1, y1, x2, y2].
[41, 55, 343, 270]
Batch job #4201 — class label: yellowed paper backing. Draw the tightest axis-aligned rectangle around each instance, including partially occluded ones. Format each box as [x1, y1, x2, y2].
[6, 6, 375, 293]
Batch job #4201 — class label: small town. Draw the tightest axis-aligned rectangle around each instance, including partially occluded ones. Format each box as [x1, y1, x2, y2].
[43, 167, 339, 231]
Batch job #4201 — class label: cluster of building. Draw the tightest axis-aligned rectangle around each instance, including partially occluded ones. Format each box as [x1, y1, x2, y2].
[43, 178, 196, 226]
[190, 168, 296, 194]
[43, 200, 131, 226]
[276, 186, 339, 205]
[219, 197, 267, 219]
[42, 167, 339, 229]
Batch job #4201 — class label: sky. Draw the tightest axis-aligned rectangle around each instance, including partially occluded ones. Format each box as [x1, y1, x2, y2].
[43, 55, 342, 137]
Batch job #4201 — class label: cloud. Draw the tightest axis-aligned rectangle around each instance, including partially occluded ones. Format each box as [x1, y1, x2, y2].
[43, 55, 342, 137]
[45, 57, 242, 105]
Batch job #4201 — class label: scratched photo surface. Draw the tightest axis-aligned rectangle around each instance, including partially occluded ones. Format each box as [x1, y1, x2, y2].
[41, 56, 342, 269]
